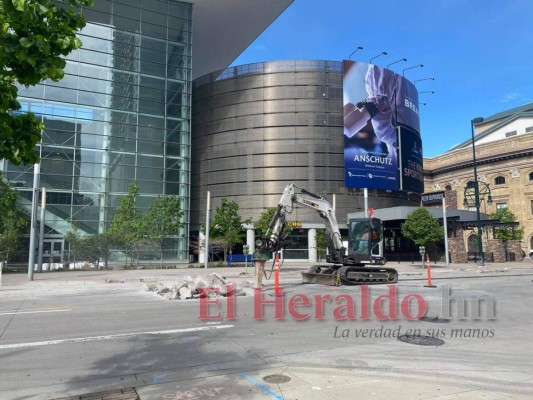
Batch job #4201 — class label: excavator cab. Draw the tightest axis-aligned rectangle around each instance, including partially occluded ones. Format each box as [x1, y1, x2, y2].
[347, 218, 385, 264]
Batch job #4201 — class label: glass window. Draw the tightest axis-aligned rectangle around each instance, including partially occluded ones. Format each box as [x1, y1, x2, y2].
[109, 136, 136, 152]
[529, 172, 533, 181]
[494, 176, 506, 185]
[137, 155, 164, 169]
[107, 164, 135, 181]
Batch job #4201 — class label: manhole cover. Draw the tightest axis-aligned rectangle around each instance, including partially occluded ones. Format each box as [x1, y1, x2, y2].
[398, 335, 444, 346]
[419, 316, 450, 323]
[263, 374, 292, 384]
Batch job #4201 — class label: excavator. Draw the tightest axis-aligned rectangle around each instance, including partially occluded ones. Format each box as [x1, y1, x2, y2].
[257, 184, 398, 285]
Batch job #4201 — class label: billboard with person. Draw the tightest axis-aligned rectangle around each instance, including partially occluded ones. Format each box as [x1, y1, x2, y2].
[343, 60, 420, 190]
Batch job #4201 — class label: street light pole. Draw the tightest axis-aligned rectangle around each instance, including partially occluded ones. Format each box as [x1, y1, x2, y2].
[386, 58, 407, 69]
[402, 64, 423, 77]
[471, 117, 485, 266]
[414, 77, 435, 86]
[369, 52, 387, 64]
[348, 46, 363, 60]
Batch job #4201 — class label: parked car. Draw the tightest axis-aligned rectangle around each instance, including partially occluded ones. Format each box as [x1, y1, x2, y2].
[530, 250, 533, 258]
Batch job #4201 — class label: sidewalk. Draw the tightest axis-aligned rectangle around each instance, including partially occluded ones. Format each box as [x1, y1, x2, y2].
[2, 259, 533, 291]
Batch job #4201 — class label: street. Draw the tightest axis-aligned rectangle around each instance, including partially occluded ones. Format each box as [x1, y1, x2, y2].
[1, 263, 533, 399]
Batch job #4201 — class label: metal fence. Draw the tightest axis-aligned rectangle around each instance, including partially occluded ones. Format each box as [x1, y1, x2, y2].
[466, 252, 495, 263]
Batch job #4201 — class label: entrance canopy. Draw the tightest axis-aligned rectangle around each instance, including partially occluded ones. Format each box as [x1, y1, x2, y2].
[347, 206, 490, 225]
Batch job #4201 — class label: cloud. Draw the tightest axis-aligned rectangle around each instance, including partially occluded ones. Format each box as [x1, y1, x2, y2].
[500, 92, 521, 103]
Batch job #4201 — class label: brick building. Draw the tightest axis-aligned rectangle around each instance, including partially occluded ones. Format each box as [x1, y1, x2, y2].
[424, 103, 533, 257]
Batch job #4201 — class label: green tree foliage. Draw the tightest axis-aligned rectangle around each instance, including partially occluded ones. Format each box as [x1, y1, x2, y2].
[210, 198, 247, 260]
[145, 195, 183, 267]
[0, 0, 93, 164]
[108, 181, 145, 266]
[0, 172, 27, 266]
[490, 208, 524, 241]
[254, 207, 292, 238]
[401, 207, 444, 247]
[315, 228, 328, 261]
[65, 228, 114, 269]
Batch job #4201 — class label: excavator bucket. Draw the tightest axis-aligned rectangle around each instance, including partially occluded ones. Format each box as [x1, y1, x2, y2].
[301, 271, 341, 286]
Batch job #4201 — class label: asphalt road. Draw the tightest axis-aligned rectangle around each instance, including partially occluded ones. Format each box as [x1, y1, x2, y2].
[1, 269, 533, 399]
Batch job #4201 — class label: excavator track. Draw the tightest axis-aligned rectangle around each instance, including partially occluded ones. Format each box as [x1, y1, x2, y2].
[302, 265, 398, 286]
[336, 266, 398, 285]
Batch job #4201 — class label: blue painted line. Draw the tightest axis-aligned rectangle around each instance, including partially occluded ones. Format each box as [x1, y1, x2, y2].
[152, 373, 170, 384]
[240, 372, 284, 400]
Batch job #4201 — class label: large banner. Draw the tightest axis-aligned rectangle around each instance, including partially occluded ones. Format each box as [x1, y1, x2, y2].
[343, 60, 420, 190]
[399, 126, 424, 193]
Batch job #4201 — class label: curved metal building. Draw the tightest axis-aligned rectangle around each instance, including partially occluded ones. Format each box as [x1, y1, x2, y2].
[191, 60, 420, 259]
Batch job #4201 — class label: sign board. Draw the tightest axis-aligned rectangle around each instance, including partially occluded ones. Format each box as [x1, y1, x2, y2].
[287, 221, 302, 228]
[399, 126, 424, 193]
[421, 191, 445, 206]
[343, 60, 420, 190]
[243, 245, 249, 254]
[419, 246, 426, 254]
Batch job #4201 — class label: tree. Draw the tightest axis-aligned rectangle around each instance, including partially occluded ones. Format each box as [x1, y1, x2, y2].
[65, 228, 114, 269]
[0, 0, 93, 165]
[108, 181, 145, 266]
[145, 195, 183, 267]
[0, 173, 27, 267]
[254, 207, 292, 238]
[315, 228, 328, 261]
[490, 208, 524, 241]
[210, 198, 247, 261]
[401, 207, 444, 247]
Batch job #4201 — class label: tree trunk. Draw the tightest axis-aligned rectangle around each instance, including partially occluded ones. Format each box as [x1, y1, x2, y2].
[159, 239, 164, 269]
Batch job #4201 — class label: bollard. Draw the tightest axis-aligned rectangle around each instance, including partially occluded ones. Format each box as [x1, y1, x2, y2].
[254, 259, 266, 289]
[424, 253, 436, 288]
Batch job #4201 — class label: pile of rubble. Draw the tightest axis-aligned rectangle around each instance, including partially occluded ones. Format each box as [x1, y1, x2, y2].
[147, 273, 252, 300]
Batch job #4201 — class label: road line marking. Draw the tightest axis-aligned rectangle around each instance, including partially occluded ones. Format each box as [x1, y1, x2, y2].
[240, 373, 284, 400]
[0, 309, 72, 316]
[0, 325, 234, 350]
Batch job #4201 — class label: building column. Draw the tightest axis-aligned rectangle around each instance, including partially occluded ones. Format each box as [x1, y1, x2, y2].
[247, 227, 255, 255]
[199, 231, 205, 263]
[308, 228, 317, 263]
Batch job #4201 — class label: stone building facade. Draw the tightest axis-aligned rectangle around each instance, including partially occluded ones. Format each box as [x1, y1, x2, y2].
[424, 103, 533, 258]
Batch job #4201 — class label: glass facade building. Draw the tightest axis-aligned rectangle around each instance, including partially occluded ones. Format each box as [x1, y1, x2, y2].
[1, 0, 193, 260]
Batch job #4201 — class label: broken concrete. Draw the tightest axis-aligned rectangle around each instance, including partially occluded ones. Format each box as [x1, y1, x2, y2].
[148, 273, 251, 300]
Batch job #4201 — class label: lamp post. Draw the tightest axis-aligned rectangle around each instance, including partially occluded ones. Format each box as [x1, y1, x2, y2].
[348, 46, 363, 60]
[386, 58, 407, 69]
[414, 77, 435, 86]
[464, 182, 493, 239]
[402, 64, 423, 76]
[369, 52, 387, 64]
[470, 117, 486, 265]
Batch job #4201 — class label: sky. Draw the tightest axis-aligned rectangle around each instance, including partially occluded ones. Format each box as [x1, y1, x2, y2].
[231, 0, 533, 157]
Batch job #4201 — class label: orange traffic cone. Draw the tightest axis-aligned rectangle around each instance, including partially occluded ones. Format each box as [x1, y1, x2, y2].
[424, 253, 436, 288]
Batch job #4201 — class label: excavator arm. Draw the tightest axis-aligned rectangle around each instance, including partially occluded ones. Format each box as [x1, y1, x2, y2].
[259, 184, 345, 262]
[257, 183, 398, 285]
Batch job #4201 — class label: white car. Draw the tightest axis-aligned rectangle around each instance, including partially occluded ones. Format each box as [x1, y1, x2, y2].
[530, 250, 533, 258]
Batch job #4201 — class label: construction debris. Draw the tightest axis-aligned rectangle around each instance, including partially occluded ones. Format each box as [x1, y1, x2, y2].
[147, 273, 250, 300]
